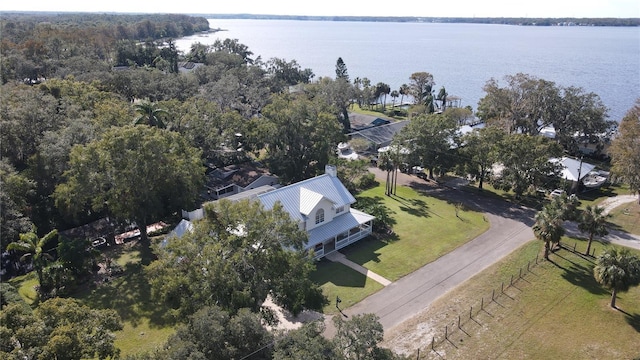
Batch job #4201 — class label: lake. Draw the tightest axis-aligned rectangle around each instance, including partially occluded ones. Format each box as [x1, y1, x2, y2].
[175, 19, 640, 121]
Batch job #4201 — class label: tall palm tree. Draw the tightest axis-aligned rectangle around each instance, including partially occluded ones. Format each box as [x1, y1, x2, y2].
[594, 248, 640, 308]
[133, 101, 168, 129]
[578, 205, 610, 256]
[390, 90, 399, 108]
[532, 205, 564, 260]
[399, 84, 409, 106]
[7, 226, 58, 287]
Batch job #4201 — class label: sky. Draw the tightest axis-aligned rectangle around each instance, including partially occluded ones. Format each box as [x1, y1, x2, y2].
[1, 0, 639, 18]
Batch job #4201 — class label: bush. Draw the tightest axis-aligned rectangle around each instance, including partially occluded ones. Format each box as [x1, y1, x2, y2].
[358, 173, 378, 190]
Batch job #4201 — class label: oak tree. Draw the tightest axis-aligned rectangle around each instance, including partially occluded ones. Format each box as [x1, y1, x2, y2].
[54, 126, 204, 247]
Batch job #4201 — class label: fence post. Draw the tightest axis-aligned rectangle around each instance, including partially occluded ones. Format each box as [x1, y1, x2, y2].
[445, 325, 448, 339]
[501, 282, 504, 293]
[458, 315, 461, 329]
[573, 242, 577, 252]
[470, 305, 473, 319]
[431, 336, 435, 351]
[492, 289, 495, 301]
[416, 348, 420, 360]
[481, 297, 484, 310]
[510, 274, 513, 286]
[536, 254, 538, 264]
[527, 261, 530, 271]
[519, 268, 522, 278]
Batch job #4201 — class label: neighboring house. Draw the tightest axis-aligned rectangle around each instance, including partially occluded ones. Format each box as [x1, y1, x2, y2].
[171, 165, 375, 259]
[203, 162, 279, 201]
[348, 113, 392, 131]
[349, 120, 410, 154]
[177, 61, 204, 73]
[257, 165, 374, 259]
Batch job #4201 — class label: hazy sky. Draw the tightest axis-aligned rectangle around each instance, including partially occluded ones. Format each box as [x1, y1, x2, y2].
[2, 0, 639, 18]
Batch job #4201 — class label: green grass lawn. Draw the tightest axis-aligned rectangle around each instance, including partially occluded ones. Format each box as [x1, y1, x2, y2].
[8, 272, 39, 305]
[608, 201, 640, 236]
[310, 260, 384, 314]
[73, 241, 176, 358]
[383, 238, 640, 359]
[342, 183, 489, 281]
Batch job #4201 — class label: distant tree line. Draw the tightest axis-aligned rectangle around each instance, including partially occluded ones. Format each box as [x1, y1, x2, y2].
[204, 14, 640, 27]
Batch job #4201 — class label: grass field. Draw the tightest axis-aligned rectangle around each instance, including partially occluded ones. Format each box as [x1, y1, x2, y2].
[310, 183, 488, 314]
[343, 183, 489, 280]
[608, 201, 640, 236]
[383, 238, 640, 359]
[74, 241, 176, 357]
[310, 260, 384, 314]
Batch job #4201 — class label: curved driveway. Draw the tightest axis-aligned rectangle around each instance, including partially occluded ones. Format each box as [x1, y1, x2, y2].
[324, 170, 639, 336]
[324, 170, 537, 336]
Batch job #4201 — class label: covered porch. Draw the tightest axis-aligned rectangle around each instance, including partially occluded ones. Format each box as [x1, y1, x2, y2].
[308, 209, 375, 259]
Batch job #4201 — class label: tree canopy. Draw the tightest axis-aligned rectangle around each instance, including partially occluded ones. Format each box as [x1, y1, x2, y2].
[609, 99, 640, 202]
[54, 126, 204, 245]
[146, 199, 326, 319]
[254, 92, 344, 183]
[0, 297, 122, 360]
[477, 73, 614, 155]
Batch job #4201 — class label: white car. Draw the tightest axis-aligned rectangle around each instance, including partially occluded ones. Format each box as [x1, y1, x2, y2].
[550, 189, 565, 198]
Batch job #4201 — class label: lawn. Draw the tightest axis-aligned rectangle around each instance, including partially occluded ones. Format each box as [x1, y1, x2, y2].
[73, 241, 176, 358]
[383, 238, 640, 359]
[342, 183, 489, 281]
[310, 260, 384, 314]
[608, 201, 640, 236]
[8, 272, 39, 305]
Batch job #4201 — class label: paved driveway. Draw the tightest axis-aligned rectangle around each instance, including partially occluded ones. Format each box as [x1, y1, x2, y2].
[324, 170, 536, 336]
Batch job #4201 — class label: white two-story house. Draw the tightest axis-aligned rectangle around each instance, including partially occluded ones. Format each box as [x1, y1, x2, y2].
[257, 165, 374, 259]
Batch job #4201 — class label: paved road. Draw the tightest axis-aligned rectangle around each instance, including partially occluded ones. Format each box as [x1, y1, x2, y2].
[324, 170, 537, 336]
[324, 170, 639, 337]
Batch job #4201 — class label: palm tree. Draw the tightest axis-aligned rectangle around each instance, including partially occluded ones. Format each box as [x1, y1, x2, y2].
[578, 205, 610, 256]
[594, 248, 640, 308]
[7, 226, 58, 287]
[399, 84, 409, 106]
[532, 205, 564, 260]
[133, 101, 168, 129]
[390, 90, 399, 108]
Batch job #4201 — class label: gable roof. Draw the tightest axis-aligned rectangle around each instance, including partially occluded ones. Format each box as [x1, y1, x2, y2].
[258, 174, 355, 223]
[551, 157, 596, 182]
[299, 188, 330, 216]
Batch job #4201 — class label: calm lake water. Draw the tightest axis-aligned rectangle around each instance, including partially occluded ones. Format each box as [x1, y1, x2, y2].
[175, 19, 640, 121]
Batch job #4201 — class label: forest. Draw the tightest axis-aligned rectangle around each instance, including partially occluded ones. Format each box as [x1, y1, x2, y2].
[1, 12, 638, 360]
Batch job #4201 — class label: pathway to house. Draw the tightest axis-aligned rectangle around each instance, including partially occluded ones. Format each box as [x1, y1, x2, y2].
[325, 251, 392, 286]
[323, 170, 640, 338]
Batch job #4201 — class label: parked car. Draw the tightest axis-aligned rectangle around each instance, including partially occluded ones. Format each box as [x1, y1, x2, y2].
[550, 189, 565, 198]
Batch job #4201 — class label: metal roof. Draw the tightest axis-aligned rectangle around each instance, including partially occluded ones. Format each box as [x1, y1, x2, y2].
[306, 209, 375, 248]
[258, 174, 356, 223]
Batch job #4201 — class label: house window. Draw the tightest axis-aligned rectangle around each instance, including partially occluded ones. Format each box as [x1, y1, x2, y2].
[335, 206, 344, 214]
[315, 209, 325, 224]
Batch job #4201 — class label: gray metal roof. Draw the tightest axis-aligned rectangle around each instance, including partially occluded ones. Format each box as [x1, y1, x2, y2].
[306, 209, 375, 248]
[349, 120, 409, 147]
[257, 174, 355, 223]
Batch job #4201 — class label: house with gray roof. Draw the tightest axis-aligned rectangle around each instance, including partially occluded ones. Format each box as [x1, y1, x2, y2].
[171, 165, 374, 259]
[257, 165, 374, 259]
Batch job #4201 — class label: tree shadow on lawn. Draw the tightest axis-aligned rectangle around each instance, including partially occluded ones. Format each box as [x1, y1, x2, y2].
[341, 233, 399, 266]
[75, 261, 174, 328]
[556, 252, 608, 296]
[311, 260, 367, 288]
[422, 186, 538, 227]
[622, 310, 640, 333]
[389, 194, 433, 218]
